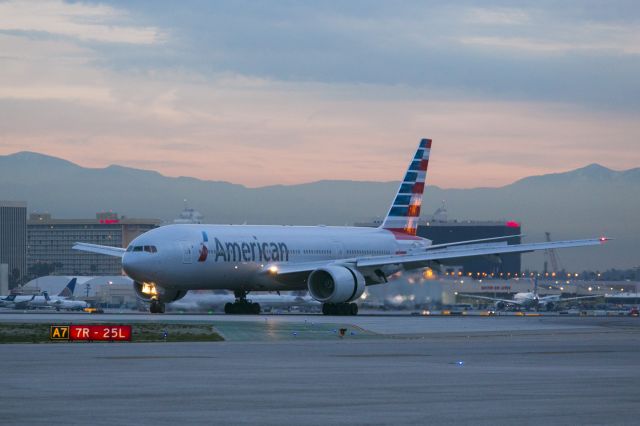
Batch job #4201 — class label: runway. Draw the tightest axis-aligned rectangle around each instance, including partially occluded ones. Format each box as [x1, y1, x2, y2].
[1, 314, 639, 425]
[0, 310, 623, 337]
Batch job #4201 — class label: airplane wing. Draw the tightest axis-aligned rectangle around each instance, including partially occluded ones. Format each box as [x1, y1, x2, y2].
[263, 237, 608, 280]
[356, 238, 607, 268]
[72, 242, 126, 258]
[543, 295, 603, 304]
[457, 294, 525, 306]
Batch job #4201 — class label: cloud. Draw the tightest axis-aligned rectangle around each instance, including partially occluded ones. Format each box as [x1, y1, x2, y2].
[0, 0, 162, 44]
[465, 7, 530, 25]
[1, 72, 639, 188]
[459, 23, 640, 55]
[0, 1, 638, 189]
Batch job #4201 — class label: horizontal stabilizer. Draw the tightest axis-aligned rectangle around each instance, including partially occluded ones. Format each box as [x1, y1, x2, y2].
[426, 234, 523, 250]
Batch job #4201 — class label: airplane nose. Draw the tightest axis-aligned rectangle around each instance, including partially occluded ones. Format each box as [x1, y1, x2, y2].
[122, 253, 143, 280]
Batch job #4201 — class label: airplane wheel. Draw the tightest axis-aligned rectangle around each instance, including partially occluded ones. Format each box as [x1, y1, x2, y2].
[150, 301, 165, 314]
[322, 303, 357, 316]
[323, 304, 336, 315]
[350, 303, 358, 315]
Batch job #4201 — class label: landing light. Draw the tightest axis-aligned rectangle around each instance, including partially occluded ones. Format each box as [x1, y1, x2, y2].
[268, 265, 279, 274]
[141, 282, 157, 296]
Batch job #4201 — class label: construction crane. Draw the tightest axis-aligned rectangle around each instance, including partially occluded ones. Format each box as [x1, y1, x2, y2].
[543, 232, 563, 273]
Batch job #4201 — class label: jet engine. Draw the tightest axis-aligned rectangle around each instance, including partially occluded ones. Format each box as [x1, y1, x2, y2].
[307, 265, 365, 304]
[133, 281, 187, 303]
[495, 301, 506, 310]
[544, 302, 555, 311]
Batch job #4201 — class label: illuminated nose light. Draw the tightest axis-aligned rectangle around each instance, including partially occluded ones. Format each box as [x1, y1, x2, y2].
[268, 265, 279, 274]
[141, 282, 158, 296]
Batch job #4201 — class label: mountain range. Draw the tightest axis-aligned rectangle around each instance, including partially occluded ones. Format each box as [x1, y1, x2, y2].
[1, 151, 638, 271]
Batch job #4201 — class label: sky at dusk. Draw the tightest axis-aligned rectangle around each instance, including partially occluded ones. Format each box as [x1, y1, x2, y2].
[0, 0, 638, 188]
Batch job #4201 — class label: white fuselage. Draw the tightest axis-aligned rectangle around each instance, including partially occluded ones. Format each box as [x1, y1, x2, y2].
[0, 295, 34, 308]
[510, 292, 563, 309]
[123, 224, 430, 293]
[50, 299, 88, 310]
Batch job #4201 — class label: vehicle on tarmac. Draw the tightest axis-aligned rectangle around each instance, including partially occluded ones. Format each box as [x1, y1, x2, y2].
[73, 138, 609, 315]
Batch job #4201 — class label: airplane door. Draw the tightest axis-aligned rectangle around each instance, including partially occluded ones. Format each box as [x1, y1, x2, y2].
[331, 242, 344, 259]
[180, 241, 193, 264]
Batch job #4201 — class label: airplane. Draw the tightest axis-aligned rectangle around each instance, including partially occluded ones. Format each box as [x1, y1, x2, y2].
[46, 295, 89, 311]
[460, 277, 602, 311]
[73, 138, 609, 315]
[27, 278, 88, 311]
[167, 291, 320, 312]
[0, 293, 36, 309]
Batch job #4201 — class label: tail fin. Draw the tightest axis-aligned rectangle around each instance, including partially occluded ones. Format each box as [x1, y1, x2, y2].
[58, 278, 77, 297]
[381, 138, 431, 236]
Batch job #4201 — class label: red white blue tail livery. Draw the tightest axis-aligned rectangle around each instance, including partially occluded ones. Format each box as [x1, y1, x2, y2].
[381, 138, 431, 238]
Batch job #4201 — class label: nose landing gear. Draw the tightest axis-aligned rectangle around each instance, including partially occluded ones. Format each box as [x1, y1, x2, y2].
[224, 290, 261, 315]
[149, 300, 165, 314]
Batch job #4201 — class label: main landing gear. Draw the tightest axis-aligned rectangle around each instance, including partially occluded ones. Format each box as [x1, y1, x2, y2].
[224, 290, 261, 315]
[150, 300, 165, 314]
[322, 303, 358, 316]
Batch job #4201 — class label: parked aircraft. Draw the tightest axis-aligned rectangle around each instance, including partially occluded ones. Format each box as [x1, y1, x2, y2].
[461, 277, 602, 311]
[27, 278, 88, 311]
[73, 138, 608, 315]
[0, 293, 35, 309]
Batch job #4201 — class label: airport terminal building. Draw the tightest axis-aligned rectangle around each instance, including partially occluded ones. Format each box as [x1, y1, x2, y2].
[27, 212, 161, 277]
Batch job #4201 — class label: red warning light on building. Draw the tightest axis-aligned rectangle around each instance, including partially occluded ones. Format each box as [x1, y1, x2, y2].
[99, 219, 120, 224]
[505, 221, 520, 228]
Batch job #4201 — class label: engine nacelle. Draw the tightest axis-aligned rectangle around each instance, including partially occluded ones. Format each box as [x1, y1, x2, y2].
[133, 281, 187, 303]
[307, 265, 365, 304]
[545, 302, 555, 311]
[495, 301, 506, 310]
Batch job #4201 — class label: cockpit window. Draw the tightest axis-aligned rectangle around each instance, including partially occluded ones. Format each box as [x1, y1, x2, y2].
[129, 245, 157, 253]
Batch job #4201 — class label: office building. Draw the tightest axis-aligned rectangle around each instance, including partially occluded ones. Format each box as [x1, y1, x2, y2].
[0, 201, 27, 288]
[27, 212, 161, 276]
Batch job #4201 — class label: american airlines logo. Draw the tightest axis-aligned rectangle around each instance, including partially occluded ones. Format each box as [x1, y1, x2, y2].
[199, 233, 290, 263]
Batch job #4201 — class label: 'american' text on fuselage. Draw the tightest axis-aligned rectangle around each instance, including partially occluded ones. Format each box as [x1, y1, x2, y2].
[209, 237, 289, 263]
